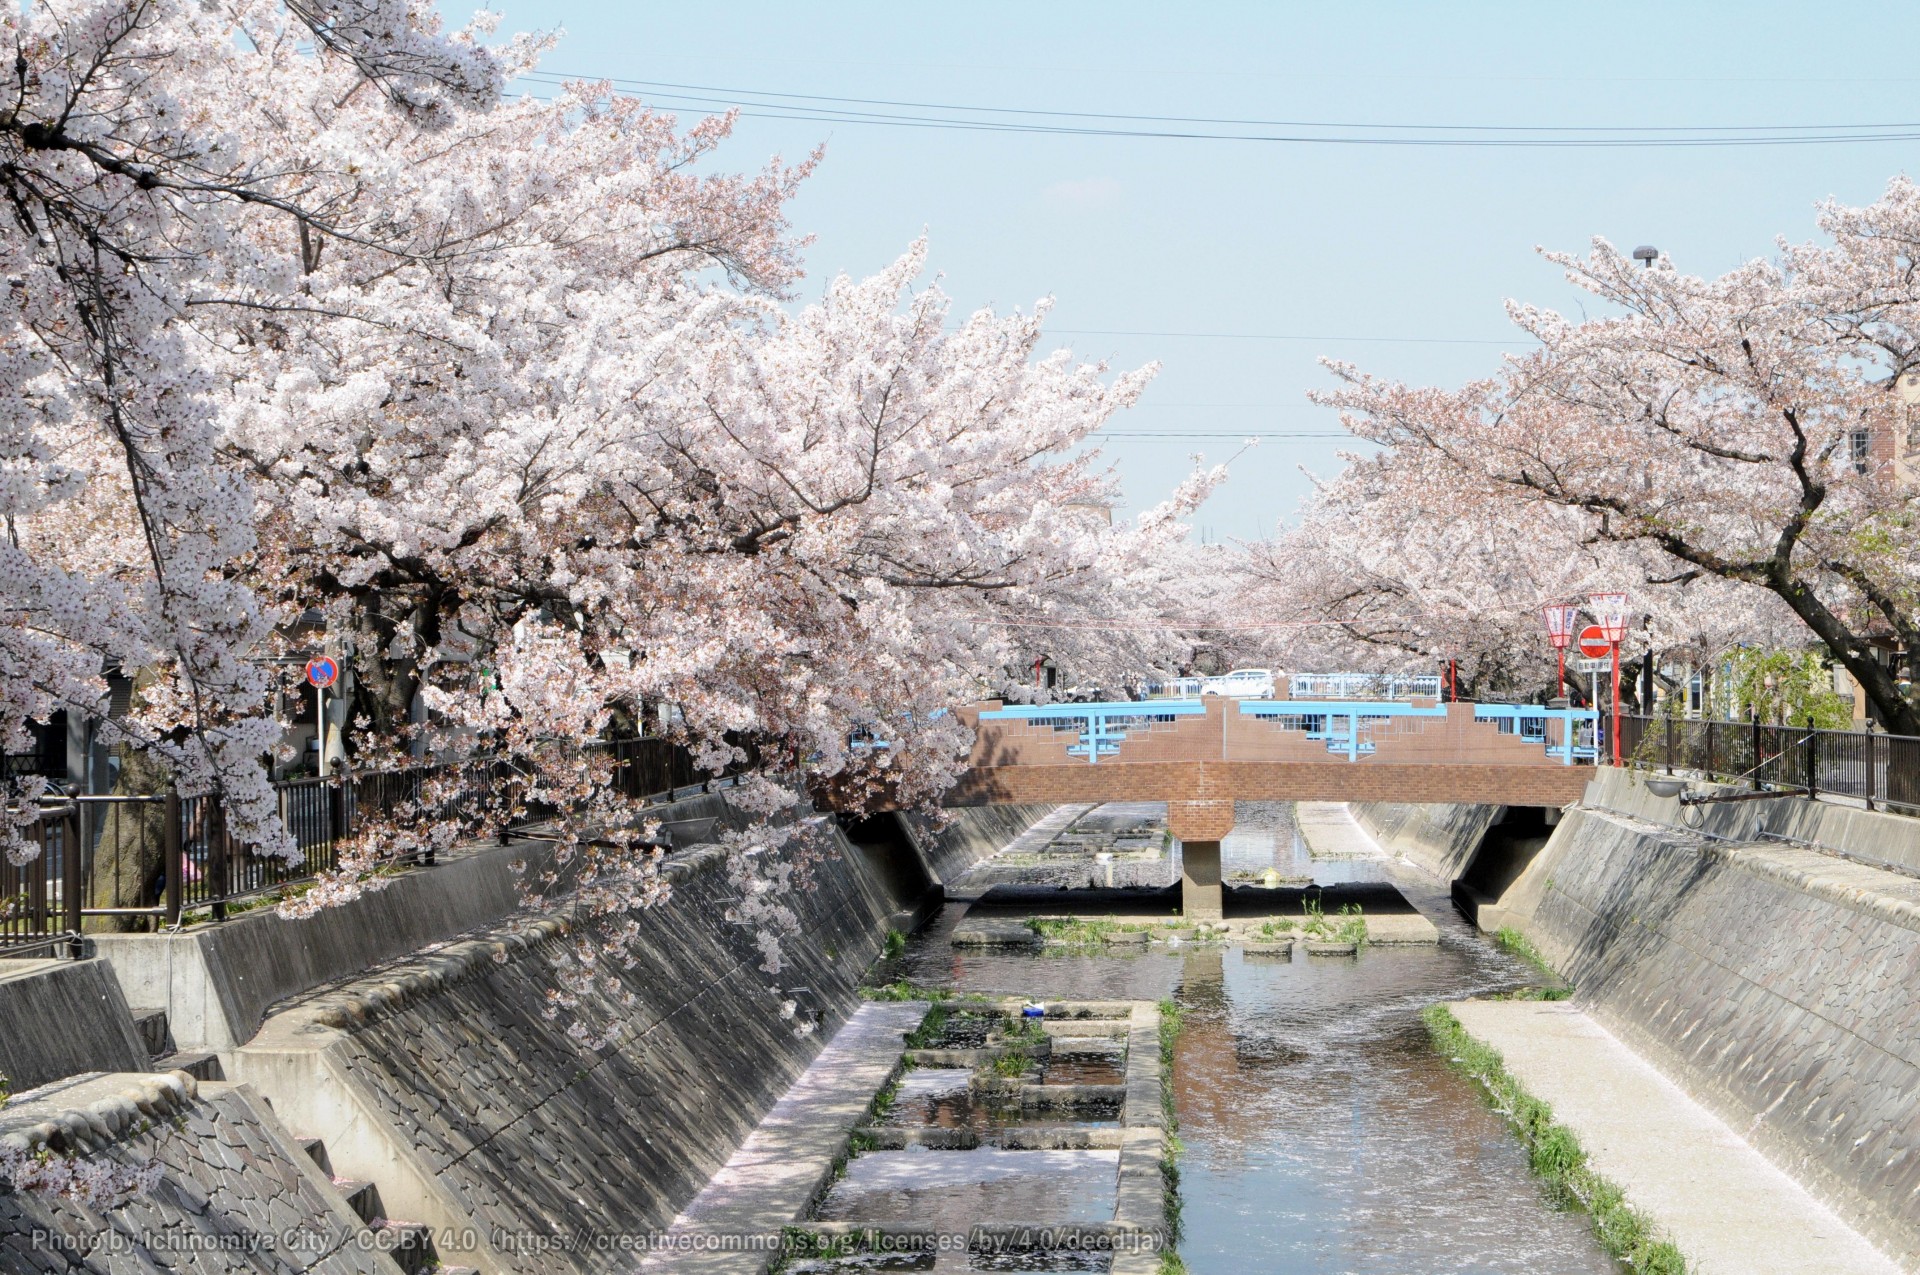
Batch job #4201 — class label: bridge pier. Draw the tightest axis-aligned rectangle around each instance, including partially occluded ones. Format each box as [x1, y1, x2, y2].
[1180, 840, 1223, 921]
[1170, 799, 1235, 921]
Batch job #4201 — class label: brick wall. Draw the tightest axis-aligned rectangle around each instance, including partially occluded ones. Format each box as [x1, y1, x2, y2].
[945, 761, 1591, 814]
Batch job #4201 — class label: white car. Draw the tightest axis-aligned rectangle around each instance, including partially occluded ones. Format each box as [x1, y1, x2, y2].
[1199, 668, 1278, 698]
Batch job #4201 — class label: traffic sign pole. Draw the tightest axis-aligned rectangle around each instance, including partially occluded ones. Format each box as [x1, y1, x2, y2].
[1586, 592, 1632, 768]
[1611, 644, 1623, 766]
[304, 656, 340, 778]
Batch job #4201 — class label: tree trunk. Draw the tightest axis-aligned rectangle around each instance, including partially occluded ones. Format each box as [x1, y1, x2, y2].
[1770, 573, 1920, 735]
[84, 745, 172, 933]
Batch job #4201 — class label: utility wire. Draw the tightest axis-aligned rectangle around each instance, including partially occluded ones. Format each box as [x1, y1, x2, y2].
[1038, 327, 1521, 345]
[532, 72, 1920, 135]
[519, 73, 1920, 148]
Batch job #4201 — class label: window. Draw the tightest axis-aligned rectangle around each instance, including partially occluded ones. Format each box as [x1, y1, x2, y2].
[1908, 404, 1920, 452]
[1851, 428, 1872, 474]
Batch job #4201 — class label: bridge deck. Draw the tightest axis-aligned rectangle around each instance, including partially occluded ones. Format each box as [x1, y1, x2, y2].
[949, 697, 1594, 815]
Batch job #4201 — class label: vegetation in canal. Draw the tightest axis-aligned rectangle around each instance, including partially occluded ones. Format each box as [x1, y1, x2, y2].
[902, 1003, 950, 1049]
[1423, 1004, 1688, 1275]
[983, 1013, 1049, 1077]
[1336, 903, 1368, 948]
[860, 978, 970, 1002]
[1494, 926, 1573, 1000]
[883, 927, 908, 958]
[770, 1227, 859, 1272]
[1028, 915, 1121, 944]
[1157, 997, 1187, 1275]
[1299, 893, 1369, 948]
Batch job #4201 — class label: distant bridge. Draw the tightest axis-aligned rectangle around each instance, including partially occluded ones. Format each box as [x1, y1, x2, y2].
[943, 695, 1597, 918]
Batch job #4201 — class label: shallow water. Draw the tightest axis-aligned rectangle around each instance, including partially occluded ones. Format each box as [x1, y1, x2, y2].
[879, 1071, 1121, 1131]
[890, 802, 1619, 1275]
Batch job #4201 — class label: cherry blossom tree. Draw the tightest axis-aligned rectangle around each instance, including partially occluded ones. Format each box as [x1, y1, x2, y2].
[0, 0, 535, 864]
[0, 0, 1219, 1015]
[1294, 200, 1920, 732]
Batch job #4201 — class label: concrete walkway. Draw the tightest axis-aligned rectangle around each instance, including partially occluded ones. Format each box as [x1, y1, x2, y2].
[993, 804, 1096, 859]
[1295, 801, 1385, 859]
[1450, 999, 1908, 1275]
[1292, 802, 1440, 944]
[638, 1000, 926, 1274]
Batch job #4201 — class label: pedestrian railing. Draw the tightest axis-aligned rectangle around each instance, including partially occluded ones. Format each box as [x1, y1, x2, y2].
[1619, 713, 1920, 816]
[1287, 672, 1444, 702]
[0, 735, 741, 957]
[973, 698, 1597, 768]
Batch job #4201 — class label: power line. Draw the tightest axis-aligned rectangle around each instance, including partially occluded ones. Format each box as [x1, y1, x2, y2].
[1099, 431, 1350, 439]
[519, 73, 1920, 148]
[534, 72, 1920, 135]
[1041, 327, 1522, 345]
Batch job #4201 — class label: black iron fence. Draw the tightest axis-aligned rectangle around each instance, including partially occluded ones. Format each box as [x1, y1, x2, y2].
[1619, 713, 1920, 816]
[1, 736, 735, 957]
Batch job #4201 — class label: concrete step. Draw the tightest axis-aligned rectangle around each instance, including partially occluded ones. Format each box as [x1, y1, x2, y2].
[152, 1050, 224, 1082]
[130, 1007, 172, 1059]
[296, 1136, 333, 1178]
[334, 1179, 383, 1226]
[1451, 879, 1494, 926]
[370, 1220, 434, 1275]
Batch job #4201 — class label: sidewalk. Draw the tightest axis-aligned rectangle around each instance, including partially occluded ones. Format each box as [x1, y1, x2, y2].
[1450, 999, 1907, 1275]
[638, 1000, 927, 1274]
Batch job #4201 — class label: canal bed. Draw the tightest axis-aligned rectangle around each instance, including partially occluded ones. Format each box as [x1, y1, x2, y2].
[887, 801, 1619, 1275]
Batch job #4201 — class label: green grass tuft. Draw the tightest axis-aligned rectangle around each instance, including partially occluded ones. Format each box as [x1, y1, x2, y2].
[1493, 926, 1574, 998]
[902, 1003, 950, 1049]
[1157, 997, 1186, 1251]
[860, 978, 954, 1002]
[1423, 1004, 1687, 1273]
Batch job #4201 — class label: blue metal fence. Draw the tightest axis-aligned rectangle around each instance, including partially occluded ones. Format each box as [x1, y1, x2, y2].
[978, 699, 1599, 765]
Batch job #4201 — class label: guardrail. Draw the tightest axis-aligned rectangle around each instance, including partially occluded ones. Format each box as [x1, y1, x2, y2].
[974, 699, 1597, 767]
[1619, 713, 1920, 816]
[976, 702, 1207, 762]
[1287, 673, 1444, 702]
[0, 736, 742, 957]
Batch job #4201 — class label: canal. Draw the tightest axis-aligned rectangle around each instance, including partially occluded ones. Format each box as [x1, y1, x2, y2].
[887, 801, 1619, 1274]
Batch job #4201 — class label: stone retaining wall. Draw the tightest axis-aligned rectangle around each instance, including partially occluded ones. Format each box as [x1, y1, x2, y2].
[1492, 770, 1920, 1268]
[0, 1070, 397, 1273]
[0, 960, 150, 1094]
[228, 822, 911, 1275]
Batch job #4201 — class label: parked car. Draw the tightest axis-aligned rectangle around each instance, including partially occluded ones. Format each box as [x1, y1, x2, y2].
[1199, 668, 1278, 698]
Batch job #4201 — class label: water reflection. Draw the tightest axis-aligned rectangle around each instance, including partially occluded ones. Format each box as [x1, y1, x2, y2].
[891, 802, 1617, 1275]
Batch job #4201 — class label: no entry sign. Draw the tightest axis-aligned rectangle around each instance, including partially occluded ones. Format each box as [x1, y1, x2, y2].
[304, 656, 339, 689]
[1576, 625, 1612, 660]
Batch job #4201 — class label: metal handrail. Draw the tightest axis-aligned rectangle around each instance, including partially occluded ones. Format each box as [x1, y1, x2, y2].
[2, 735, 746, 955]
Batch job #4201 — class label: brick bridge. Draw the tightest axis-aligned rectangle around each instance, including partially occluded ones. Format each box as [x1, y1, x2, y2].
[942, 696, 1596, 919]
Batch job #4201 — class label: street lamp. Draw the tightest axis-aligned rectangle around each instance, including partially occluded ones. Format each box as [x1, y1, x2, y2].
[1588, 591, 1632, 765]
[1632, 245, 1659, 268]
[1541, 603, 1579, 699]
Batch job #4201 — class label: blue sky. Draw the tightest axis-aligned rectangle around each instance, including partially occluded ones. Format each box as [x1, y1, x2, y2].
[473, 0, 1920, 542]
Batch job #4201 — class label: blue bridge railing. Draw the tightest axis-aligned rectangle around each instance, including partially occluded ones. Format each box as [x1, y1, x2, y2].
[976, 701, 1207, 762]
[976, 699, 1598, 765]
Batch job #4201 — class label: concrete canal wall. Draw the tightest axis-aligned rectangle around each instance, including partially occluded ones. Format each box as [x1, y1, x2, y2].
[904, 803, 1056, 885]
[1348, 801, 1500, 881]
[228, 827, 909, 1274]
[2, 790, 968, 1271]
[1356, 773, 1920, 1268]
